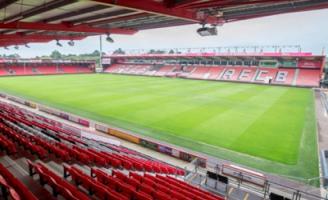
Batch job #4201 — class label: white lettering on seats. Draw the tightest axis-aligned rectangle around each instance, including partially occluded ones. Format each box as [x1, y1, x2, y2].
[275, 71, 288, 82]
[222, 69, 235, 80]
[239, 69, 251, 80]
[256, 70, 268, 81]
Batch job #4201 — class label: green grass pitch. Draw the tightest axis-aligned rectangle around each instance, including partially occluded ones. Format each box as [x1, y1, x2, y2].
[0, 74, 318, 180]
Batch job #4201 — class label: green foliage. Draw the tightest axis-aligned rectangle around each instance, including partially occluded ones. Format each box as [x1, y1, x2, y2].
[1, 54, 20, 58]
[113, 48, 125, 54]
[50, 50, 62, 59]
[148, 49, 166, 54]
[0, 74, 318, 180]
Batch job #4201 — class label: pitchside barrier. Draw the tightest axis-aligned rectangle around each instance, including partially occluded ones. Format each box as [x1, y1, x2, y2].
[38, 105, 90, 127]
[94, 122, 207, 167]
[0, 94, 92, 129]
[6, 95, 37, 109]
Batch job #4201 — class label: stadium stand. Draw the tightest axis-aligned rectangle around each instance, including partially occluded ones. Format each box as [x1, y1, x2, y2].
[105, 63, 322, 87]
[0, 96, 223, 199]
[272, 68, 296, 85]
[0, 59, 94, 76]
[207, 67, 225, 80]
[0, 98, 205, 198]
[296, 69, 321, 87]
[154, 65, 175, 77]
[0, 103, 184, 175]
[36, 65, 58, 74]
[104, 52, 324, 87]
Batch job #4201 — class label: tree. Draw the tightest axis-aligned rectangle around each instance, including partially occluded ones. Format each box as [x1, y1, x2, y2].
[113, 48, 125, 54]
[50, 50, 62, 59]
[91, 50, 100, 56]
[3, 54, 20, 58]
[155, 50, 166, 54]
[169, 49, 175, 54]
[148, 49, 156, 54]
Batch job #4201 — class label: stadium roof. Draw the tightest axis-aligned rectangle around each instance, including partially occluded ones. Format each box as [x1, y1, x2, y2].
[1, 0, 328, 47]
[106, 52, 326, 61]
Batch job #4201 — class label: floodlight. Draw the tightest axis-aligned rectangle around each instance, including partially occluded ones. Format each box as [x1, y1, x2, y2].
[56, 40, 63, 47]
[106, 34, 114, 43]
[197, 25, 217, 36]
[68, 40, 74, 46]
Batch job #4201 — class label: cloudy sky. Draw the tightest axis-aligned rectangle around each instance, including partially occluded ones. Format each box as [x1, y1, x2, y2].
[1, 9, 328, 58]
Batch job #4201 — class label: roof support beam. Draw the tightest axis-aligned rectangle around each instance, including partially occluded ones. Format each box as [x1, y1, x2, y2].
[224, 0, 328, 22]
[171, 0, 206, 8]
[92, 0, 221, 24]
[88, 13, 151, 26]
[3, 0, 77, 23]
[42, 5, 110, 23]
[70, 9, 136, 24]
[0, 0, 18, 9]
[177, 0, 291, 9]
[0, 33, 86, 41]
[0, 39, 52, 47]
[0, 21, 137, 34]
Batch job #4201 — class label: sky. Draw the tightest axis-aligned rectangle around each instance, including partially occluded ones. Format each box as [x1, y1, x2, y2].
[1, 9, 328, 58]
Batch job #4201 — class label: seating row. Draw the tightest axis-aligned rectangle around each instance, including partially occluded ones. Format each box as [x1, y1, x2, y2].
[32, 136, 71, 162]
[1, 115, 179, 175]
[0, 134, 17, 154]
[0, 65, 93, 76]
[91, 168, 223, 200]
[27, 160, 90, 200]
[64, 165, 130, 200]
[129, 171, 223, 200]
[89, 149, 184, 175]
[0, 163, 37, 200]
[105, 64, 321, 87]
[0, 122, 47, 159]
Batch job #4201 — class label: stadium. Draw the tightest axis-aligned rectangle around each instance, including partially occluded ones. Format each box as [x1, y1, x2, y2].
[0, 1, 328, 200]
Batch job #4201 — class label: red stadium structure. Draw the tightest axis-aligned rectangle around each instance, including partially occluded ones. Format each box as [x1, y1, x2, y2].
[1, 1, 328, 47]
[0, 59, 95, 76]
[103, 50, 326, 87]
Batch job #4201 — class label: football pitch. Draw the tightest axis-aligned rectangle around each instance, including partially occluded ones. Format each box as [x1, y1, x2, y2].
[0, 74, 318, 180]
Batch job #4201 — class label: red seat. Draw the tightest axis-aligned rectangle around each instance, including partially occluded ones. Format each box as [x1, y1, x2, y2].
[154, 190, 171, 200]
[28, 160, 89, 200]
[135, 191, 153, 200]
[139, 183, 155, 195]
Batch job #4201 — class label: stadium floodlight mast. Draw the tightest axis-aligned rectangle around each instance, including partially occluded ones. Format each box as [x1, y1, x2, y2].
[67, 40, 74, 46]
[106, 34, 114, 43]
[56, 40, 63, 47]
